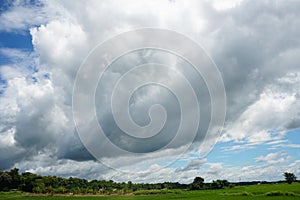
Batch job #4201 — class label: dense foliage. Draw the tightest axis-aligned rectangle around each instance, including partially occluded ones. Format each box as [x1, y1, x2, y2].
[284, 172, 297, 184]
[0, 169, 233, 194]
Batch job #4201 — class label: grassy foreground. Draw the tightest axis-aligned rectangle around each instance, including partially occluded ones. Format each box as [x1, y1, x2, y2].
[1, 183, 300, 200]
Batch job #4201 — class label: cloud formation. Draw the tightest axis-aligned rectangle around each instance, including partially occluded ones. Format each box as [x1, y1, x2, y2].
[0, 0, 299, 182]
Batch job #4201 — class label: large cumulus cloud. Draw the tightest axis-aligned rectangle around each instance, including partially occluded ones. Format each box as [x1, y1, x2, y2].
[0, 0, 299, 182]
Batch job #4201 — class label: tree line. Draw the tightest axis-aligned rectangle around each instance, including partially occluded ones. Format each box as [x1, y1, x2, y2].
[0, 168, 233, 194]
[0, 168, 296, 194]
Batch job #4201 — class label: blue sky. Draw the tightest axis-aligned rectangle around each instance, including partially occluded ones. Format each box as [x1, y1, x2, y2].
[0, 0, 299, 183]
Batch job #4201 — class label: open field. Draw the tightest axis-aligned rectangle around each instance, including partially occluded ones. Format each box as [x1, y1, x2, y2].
[1, 183, 300, 200]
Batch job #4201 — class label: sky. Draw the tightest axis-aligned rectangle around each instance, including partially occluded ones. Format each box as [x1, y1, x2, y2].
[0, 0, 299, 183]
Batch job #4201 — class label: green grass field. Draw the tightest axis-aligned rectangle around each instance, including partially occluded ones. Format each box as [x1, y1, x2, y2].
[1, 183, 300, 200]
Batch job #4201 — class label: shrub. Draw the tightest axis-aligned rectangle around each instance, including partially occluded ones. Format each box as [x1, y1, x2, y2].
[265, 191, 296, 196]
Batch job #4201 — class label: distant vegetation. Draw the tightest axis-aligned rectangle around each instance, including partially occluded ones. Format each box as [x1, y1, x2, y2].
[0, 168, 297, 196]
[1, 183, 300, 200]
[0, 168, 230, 195]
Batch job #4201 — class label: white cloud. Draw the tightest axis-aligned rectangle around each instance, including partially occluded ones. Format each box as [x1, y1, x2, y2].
[0, 1, 44, 31]
[220, 143, 256, 152]
[255, 151, 291, 164]
[212, 0, 243, 11]
[266, 140, 288, 145]
[0, 128, 15, 147]
[222, 74, 300, 144]
[176, 158, 207, 172]
[269, 143, 300, 150]
[0, 0, 71, 32]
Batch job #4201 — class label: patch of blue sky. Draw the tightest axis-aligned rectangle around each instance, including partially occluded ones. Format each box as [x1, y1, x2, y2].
[0, 28, 34, 68]
[285, 128, 300, 144]
[279, 128, 300, 159]
[31, 76, 38, 83]
[0, 74, 7, 94]
[206, 142, 258, 167]
[168, 159, 188, 169]
[43, 73, 50, 79]
[0, 30, 33, 51]
[0, 0, 14, 13]
[0, 47, 38, 71]
[209, 143, 276, 167]
[26, 0, 44, 8]
[206, 128, 300, 168]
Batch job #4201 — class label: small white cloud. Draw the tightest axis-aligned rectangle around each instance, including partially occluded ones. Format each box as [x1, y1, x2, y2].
[255, 151, 291, 164]
[220, 143, 256, 152]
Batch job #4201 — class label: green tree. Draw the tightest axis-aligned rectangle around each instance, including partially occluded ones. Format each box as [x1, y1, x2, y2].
[211, 179, 229, 189]
[33, 179, 45, 193]
[8, 168, 20, 189]
[0, 172, 12, 191]
[190, 177, 204, 190]
[20, 172, 42, 192]
[284, 172, 297, 184]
